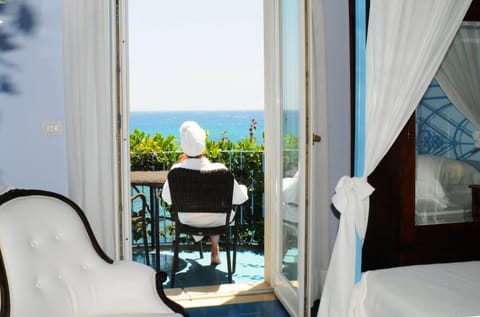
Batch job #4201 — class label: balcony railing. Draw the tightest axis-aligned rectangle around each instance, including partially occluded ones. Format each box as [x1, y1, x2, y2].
[131, 149, 265, 250]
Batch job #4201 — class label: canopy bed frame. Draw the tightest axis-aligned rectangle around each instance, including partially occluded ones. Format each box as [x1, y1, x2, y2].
[319, 1, 480, 316]
[362, 1, 480, 271]
[362, 0, 480, 273]
[350, 2, 480, 316]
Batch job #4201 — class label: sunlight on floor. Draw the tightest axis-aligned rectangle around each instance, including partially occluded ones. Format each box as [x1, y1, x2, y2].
[166, 281, 274, 308]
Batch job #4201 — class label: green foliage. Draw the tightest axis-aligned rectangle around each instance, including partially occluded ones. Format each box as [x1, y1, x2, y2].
[130, 129, 180, 170]
[130, 119, 265, 247]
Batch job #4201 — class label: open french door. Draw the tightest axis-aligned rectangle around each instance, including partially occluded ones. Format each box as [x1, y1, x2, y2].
[117, 2, 320, 314]
[264, 0, 312, 316]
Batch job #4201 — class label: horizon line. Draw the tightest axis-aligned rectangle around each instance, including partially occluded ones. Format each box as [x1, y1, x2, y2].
[130, 108, 265, 112]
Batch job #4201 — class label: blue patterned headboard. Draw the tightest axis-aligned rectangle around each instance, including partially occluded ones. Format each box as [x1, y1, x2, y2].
[416, 80, 479, 161]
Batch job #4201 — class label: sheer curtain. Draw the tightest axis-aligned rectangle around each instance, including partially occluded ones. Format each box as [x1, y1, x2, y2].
[62, 0, 118, 258]
[436, 22, 480, 130]
[318, 1, 471, 316]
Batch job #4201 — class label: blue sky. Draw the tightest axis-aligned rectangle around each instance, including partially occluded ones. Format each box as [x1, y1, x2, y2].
[128, 0, 264, 111]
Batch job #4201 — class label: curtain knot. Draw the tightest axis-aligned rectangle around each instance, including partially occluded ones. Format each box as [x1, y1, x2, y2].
[332, 176, 374, 213]
[332, 176, 375, 239]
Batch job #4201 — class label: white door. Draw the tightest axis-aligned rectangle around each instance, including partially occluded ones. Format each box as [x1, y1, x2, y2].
[264, 0, 309, 315]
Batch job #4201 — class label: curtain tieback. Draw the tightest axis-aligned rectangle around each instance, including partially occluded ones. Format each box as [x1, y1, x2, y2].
[332, 176, 375, 239]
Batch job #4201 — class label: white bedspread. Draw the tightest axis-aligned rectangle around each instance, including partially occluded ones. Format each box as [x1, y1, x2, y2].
[348, 261, 480, 317]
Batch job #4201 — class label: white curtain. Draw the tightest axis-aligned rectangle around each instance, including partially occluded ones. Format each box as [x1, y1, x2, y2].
[436, 22, 480, 130]
[318, 1, 471, 317]
[62, 0, 118, 258]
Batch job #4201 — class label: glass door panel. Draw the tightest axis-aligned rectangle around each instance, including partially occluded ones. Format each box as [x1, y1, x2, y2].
[272, 0, 307, 315]
[281, 0, 300, 283]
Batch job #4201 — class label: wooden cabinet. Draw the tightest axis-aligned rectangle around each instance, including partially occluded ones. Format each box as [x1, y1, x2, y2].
[470, 185, 480, 222]
[362, 114, 480, 272]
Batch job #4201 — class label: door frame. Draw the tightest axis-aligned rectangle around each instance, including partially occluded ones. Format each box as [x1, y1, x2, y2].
[116, 1, 314, 306]
[264, 0, 310, 315]
[116, 0, 133, 260]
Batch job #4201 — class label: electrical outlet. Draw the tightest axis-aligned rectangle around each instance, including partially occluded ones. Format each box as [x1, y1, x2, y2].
[42, 121, 63, 136]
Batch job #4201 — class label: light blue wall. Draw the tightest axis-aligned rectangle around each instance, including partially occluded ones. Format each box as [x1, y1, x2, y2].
[0, 1, 68, 195]
[324, 0, 351, 248]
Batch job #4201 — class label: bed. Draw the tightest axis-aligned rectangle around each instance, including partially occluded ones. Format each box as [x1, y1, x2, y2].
[415, 155, 480, 225]
[359, 156, 480, 316]
[348, 261, 480, 317]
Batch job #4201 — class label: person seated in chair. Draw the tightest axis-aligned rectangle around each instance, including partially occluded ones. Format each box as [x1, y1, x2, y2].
[162, 121, 248, 265]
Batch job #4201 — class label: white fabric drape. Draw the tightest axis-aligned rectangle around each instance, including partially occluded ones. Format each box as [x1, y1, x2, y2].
[318, 1, 471, 317]
[63, 0, 117, 258]
[436, 22, 480, 130]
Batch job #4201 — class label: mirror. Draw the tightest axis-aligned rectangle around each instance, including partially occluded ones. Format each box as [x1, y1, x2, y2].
[280, 0, 300, 283]
[415, 22, 480, 226]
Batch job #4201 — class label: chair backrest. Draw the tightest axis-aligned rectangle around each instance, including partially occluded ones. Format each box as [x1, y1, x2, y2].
[167, 168, 234, 217]
[0, 189, 187, 317]
[0, 189, 114, 317]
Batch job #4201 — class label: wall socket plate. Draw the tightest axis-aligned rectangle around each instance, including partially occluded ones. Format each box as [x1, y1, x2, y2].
[42, 121, 63, 136]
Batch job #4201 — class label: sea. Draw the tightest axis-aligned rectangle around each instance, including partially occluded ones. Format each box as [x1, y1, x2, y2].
[130, 110, 265, 143]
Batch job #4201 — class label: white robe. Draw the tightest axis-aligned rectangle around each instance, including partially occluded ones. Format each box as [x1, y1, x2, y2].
[161, 157, 248, 239]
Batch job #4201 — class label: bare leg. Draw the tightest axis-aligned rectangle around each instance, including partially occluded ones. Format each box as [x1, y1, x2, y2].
[210, 235, 221, 265]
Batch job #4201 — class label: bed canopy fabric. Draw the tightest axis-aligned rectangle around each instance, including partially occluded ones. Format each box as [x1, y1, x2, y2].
[317, 1, 472, 317]
[436, 22, 480, 134]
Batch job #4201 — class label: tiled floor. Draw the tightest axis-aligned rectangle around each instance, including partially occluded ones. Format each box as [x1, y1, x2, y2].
[134, 247, 292, 316]
[133, 247, 265, 288]
[185, 300, 290, 317]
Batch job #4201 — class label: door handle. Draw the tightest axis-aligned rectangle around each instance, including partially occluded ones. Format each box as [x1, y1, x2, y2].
[312, 133, 321, 145]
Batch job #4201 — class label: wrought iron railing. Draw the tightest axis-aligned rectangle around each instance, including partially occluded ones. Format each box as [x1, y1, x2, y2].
[131, 149, 265, 249]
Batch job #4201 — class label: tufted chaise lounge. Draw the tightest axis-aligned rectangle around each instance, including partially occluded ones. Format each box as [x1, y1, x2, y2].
[0, 189, 187, 317]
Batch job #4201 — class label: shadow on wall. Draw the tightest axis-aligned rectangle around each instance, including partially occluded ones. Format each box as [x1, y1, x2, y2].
[0, 1, 38, 94]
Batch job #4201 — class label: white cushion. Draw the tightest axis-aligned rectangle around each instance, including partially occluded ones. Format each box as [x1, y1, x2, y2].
[416, 155, 480, 209]
[0, 193, 180, 317]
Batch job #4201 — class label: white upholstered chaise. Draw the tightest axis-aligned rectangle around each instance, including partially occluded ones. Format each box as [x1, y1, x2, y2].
[0, 189, 187, 317]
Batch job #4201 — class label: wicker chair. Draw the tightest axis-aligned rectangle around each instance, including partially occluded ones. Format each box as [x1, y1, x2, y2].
[167, 168, 239, 287]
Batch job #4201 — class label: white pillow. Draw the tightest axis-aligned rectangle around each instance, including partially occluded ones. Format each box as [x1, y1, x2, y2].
[417, 155, 479, 209]
[416, 155, 450, 207]
[415, 178, 449, 209]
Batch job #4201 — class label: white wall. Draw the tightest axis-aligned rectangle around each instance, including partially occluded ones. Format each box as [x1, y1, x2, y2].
[308, 0, 351, 303]
[0, 0, 68, 194]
